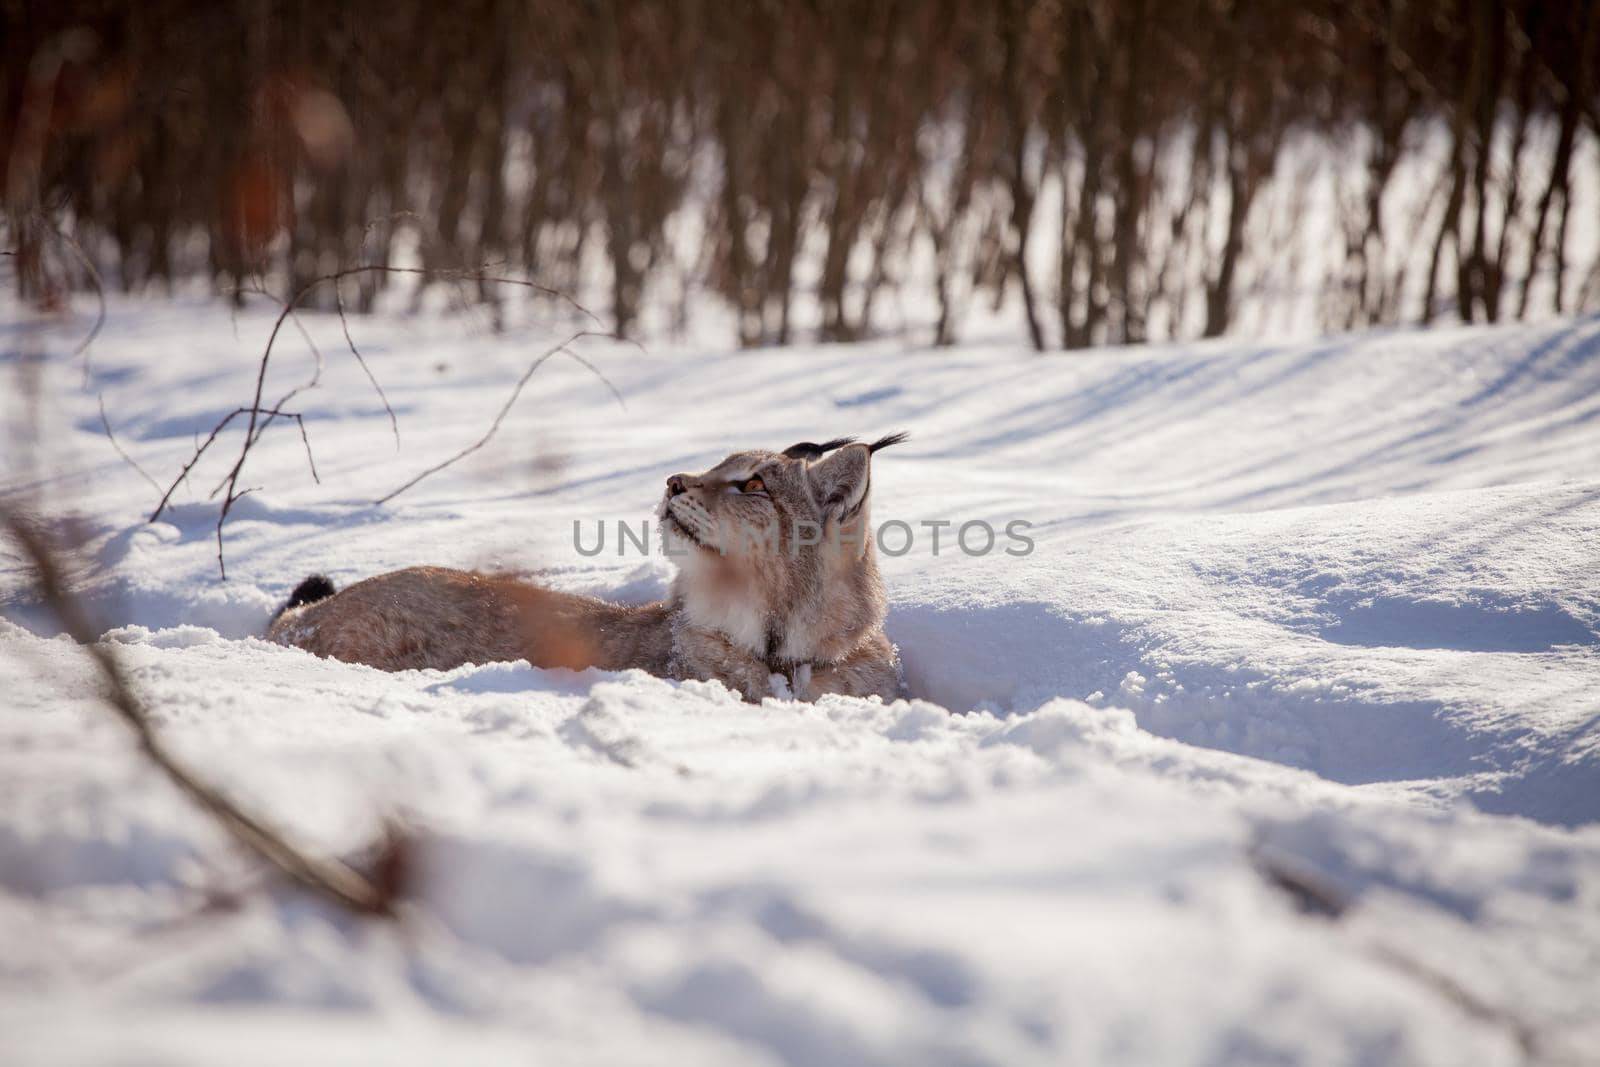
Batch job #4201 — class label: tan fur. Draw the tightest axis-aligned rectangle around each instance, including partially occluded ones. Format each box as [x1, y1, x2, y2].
[266, 438, 904, 702]
[268, 567, 672, 676]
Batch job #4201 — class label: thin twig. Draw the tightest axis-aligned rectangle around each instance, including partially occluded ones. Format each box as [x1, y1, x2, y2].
[335, 263, 598, 326]
[360, 210, 421, 253]
[558, 344, 630, 411]
[150, 408, 253, 522]
[291, 414, 320, 483]
[206, 283, 330, 515]
[165, 262, 601, 578]
[0, 511, 395, 917]
[270, 302, 328, 412]
[148, 407, 307, 524]
[98, 395, 162, 495]
[47, 223, 108, 383]
[334, 278, 399, 447]
[214, 486, 258, 578]
[376, 330, 627, 505]
[228, 281, 326, 419]
[2, 218, 108, 382]
[233, 275, 397, 448]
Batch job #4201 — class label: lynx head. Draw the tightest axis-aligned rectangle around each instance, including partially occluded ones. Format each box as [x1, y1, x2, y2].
[658, 432, 907, 663]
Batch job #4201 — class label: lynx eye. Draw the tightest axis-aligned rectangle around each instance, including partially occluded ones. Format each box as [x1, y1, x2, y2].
[740, 476, 767, 495]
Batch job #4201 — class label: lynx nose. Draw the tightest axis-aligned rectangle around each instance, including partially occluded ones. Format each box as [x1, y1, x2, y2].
[666, 474, 688, 497]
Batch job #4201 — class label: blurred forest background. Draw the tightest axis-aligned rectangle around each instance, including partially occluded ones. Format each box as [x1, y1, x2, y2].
[4, 0, 1598, 348]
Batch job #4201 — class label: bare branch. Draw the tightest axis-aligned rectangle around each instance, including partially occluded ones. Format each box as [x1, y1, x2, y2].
[0, 511, 396, 918]
[144, 262, 601, 576]
[47, 222, 108, 383]
[291, 414, 320, 484]
[376, 330, 628, 505]
[214, 486, 258, 579]
[148, 406, 308, 524]
[557, 343, 630, 411]
[226, 281, 327, 426]
[98, 395, 162, 495]
[360, 210, 422, 253]
[269, 301, 328, 412]
[331, 263, 599, 327]
[334, 278, 399, 448]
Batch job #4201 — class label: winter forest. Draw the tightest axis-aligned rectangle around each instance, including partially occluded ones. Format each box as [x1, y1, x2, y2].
[8, 0, 1600, 344]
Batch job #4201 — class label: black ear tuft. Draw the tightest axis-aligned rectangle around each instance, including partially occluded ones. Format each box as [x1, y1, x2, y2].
[868, 431, 908, 454]
[782, 436, 858, 460]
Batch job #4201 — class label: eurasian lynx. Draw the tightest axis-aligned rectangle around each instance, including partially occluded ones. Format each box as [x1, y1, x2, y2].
[267, 434, 907, 702]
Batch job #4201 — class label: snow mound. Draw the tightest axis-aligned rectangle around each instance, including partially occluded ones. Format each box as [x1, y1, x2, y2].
[4, 300, 1600, 1062]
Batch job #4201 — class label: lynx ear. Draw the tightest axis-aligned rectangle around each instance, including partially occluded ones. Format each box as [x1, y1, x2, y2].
[809, 442, 874, 523]
[867, 431, 908, 454]
[783, 436, 856, 460]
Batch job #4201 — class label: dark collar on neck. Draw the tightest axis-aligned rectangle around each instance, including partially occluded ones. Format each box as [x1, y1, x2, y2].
[763, 625, 820, 681]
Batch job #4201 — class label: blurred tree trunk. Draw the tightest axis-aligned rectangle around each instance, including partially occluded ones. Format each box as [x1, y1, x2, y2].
[998, 0, 1046, 351]
[6, 0, 1600, 346]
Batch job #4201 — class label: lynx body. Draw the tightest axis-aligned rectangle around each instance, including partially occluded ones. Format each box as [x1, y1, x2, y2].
[266, 434, 907, 702]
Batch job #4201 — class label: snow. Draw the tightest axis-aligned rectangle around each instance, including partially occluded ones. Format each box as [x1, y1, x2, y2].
[3, 297, 1600, 1064]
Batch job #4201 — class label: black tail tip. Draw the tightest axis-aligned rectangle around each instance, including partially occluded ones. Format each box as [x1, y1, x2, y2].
[284, 574, 336, 612]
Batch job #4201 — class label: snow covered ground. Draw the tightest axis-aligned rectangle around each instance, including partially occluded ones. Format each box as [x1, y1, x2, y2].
[3, 296, 1600, 1064]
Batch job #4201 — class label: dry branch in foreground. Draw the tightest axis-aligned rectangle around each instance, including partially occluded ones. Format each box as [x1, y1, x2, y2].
[1, 510, 399, 918]
[1251, 841, 1538, 1057]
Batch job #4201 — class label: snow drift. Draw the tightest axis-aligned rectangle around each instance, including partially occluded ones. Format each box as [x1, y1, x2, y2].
[3, 300, 1599, 1064]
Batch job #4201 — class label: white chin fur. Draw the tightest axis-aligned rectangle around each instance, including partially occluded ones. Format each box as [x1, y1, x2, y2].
[679, 581, 767, 655]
